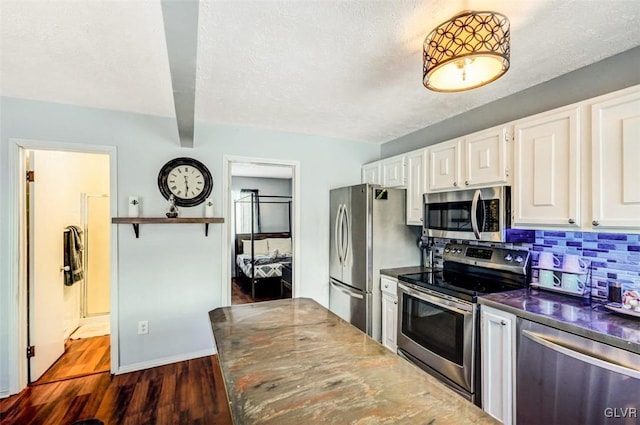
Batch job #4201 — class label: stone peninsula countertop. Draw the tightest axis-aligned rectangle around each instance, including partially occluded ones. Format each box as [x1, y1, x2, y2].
[209, 298, 498, 425]
[479, 289, 640, 354]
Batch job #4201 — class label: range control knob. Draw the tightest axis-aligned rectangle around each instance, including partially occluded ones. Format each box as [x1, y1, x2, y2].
[444, 248, 451, 253]
[455, 248, 463, 254]
[514, 256, 524, 263]
[504, 254, 513, 262]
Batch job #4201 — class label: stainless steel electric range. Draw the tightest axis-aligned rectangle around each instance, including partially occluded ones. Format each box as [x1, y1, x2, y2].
[397, 242, 530, 405]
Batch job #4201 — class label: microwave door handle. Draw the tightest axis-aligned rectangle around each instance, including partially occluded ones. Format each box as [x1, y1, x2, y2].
[471, 189, 482, 240]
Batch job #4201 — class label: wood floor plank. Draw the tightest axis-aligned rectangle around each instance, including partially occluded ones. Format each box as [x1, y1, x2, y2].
[0, 355, 232, 425]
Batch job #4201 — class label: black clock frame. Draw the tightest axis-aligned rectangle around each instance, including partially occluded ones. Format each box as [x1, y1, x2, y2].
[157, 157, 213, 207]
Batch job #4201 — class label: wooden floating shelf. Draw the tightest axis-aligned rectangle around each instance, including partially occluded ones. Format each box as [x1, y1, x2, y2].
[112, 217, 225, 238]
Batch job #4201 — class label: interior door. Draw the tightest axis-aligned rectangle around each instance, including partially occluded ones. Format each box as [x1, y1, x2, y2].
[28, 151, 66, 382]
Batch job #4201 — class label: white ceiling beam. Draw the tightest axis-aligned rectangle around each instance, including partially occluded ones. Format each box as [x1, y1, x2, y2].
[161, 0, 199, 148]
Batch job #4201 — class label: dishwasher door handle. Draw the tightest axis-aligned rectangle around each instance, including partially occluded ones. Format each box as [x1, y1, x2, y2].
[522, 330, 640, 379]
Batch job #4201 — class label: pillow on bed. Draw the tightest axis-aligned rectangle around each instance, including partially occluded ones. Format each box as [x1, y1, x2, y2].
[242, 239, 269, 256]
[267, 237, 292, 254]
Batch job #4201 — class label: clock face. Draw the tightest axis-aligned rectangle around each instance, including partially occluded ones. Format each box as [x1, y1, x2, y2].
[158, 158, 213, 207]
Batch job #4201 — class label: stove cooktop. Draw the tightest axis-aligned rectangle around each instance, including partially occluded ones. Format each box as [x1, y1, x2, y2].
[398, 270, 526, 303]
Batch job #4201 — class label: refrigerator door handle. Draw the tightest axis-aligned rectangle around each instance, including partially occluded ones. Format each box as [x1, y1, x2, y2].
[330, 279, 364, 299]
[335, 205, 343, 264]
[342, 204, 351, 263]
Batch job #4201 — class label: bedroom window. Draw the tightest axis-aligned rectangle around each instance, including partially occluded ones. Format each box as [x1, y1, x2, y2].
[235, 189, 261, 233]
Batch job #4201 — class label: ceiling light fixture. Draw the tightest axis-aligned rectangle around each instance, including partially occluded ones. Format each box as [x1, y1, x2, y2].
[423, 10, 510, 92]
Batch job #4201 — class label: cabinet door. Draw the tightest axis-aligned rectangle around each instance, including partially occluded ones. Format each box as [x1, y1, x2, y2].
[382, 156, 406, 188]
[464, 126, 508, 188]
[592, 90, 640, 229]
[381, 293, 398, 353]
[513, 107, 581, 228]
[481, 306, 515, 425]
[362, 162, 381, 185]
[406, 149, 428, 225]
[428, 139, 461, 191]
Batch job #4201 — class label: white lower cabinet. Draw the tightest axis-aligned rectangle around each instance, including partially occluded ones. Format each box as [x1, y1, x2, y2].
[481, 305, 516, 425]
[380, 276, 398, 352]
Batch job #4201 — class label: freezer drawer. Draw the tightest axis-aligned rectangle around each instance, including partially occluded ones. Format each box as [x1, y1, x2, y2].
[516, 318, 640, 425]
[329, 279, 369, 335]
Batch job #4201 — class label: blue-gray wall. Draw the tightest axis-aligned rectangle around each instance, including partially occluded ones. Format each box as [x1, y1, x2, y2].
[382, 46, 640, 157]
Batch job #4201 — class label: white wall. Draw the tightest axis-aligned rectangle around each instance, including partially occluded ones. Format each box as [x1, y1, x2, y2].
[0, 96, 379, 393]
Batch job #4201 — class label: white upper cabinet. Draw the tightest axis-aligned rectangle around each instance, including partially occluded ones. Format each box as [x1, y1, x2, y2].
[381, 155, 406, 188]
[464, 126, 509, 188]
[406, 149, 428, 225]
[362, 162, 381, 185]
[428, 139, 461, 191]
[591, 89, 640, 230]
[513, 106, 581, 228]
[428, 127, 508, 192]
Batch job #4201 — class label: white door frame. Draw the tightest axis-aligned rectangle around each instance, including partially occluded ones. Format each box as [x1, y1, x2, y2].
[7, 138, 118, 395]
[221, 155, 300, 305]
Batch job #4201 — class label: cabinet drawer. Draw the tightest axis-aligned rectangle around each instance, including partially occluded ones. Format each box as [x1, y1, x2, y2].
[380, 276, 398, 296]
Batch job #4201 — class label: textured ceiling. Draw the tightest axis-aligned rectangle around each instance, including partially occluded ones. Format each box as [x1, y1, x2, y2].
[1, 0, 639, 145]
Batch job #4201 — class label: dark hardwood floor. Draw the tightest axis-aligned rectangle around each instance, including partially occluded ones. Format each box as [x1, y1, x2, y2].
[0, 356, 232, 425]
[231, 277, 286, 304]
[34, 335, 111, 386]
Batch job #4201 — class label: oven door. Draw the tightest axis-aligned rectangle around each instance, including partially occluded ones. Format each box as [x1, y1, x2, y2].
[397, 282, 476, 394]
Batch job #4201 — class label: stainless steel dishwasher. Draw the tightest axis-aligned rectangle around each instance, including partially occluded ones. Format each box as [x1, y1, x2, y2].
[516, 318, 640, 425]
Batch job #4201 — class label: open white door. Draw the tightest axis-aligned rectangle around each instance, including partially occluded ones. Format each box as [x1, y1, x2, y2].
[28, 151, 66, 382]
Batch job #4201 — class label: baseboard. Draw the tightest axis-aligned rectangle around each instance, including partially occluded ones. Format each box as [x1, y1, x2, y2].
[115, 347, 217, 375]
[0, 388, 10, 399]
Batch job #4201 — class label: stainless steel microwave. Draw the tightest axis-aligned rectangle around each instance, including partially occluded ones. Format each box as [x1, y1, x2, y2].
[423, 186, 511, 242]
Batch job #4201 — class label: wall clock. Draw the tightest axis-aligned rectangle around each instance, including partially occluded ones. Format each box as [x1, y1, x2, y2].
[157, 157, 213, 207]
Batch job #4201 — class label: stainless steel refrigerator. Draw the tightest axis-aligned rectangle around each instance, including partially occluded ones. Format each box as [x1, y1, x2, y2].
[329, 184, 421, 341]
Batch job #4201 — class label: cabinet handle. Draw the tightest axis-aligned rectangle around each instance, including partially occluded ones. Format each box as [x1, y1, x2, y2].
[384, 284, 388, 288]
[592, 220, 600, 226]
[394, 301, 398, 305]
[501, 320, 507, 326]
[420, 217, 423, 222]
[453, 182, 458, 187]
[568, 218, 575, 224]
[465, 180, 469, 186]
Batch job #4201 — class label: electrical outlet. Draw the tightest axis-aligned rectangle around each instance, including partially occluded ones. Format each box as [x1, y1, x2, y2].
[138, 320, 148, 335]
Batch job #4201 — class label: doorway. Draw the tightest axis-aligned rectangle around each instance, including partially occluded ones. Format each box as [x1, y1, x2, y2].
[26, 150, 111, 385]
[223, 156, 300, 306]
[8, 139, 118, 396]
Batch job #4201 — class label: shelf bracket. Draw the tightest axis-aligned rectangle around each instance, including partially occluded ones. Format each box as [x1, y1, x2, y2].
[132, 223, 140, 238]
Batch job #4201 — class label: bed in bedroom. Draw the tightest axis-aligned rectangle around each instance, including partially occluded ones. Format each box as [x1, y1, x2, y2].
[235, 232, 292, 299]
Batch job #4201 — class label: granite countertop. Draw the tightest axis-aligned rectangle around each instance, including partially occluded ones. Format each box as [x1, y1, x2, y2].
[479, 289, 640, 354]
[210, 298, 498, 425]
[380, 265, 428, 279]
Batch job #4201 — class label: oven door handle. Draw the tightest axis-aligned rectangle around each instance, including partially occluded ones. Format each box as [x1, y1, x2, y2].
[471, 189, 482, 240]
[398, 282, 472, 314]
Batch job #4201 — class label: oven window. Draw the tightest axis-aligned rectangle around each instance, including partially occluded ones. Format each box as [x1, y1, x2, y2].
[401, 293, 464, 365]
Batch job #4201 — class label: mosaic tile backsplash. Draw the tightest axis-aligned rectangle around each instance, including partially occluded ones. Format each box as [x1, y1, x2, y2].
[529, 230, 640, 299]
[430, 231, 640, 300]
